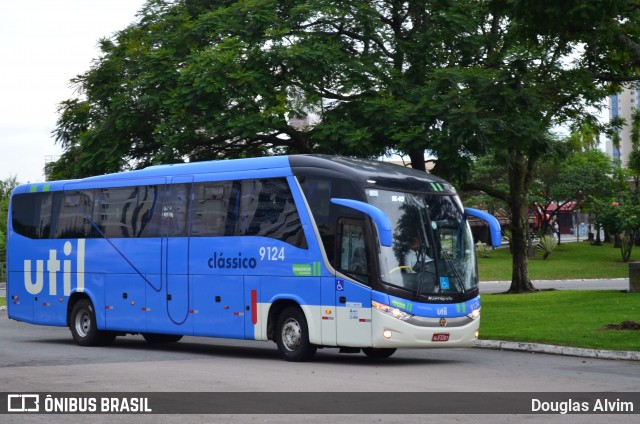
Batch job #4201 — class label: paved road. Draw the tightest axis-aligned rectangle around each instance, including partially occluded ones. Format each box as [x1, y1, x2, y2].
[1, 310, 639, 424]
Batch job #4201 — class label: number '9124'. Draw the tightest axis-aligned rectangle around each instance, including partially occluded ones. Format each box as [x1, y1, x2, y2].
[259, 246, 285, 261]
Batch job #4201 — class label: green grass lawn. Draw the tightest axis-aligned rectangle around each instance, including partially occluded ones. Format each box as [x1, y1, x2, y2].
[477, 242, 640, 351]
[0, 297, 5, 307]
[478, 241, 640, 281]
[480, 290, 640, 351]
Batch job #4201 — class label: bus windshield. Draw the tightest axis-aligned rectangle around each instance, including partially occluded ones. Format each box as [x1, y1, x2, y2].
[366, 188, 477, 298]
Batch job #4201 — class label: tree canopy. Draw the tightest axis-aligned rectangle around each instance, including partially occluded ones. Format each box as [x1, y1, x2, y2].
[50, 0, 493, 179]
[0, 176, 19, 254]
[50, 0, 640, 292]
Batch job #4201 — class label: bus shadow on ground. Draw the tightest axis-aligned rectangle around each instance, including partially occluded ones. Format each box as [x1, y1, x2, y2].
[28, 334, 459, 366]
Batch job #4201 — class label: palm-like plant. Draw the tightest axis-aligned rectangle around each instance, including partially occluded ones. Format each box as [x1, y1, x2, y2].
[537, 235, 558, 260]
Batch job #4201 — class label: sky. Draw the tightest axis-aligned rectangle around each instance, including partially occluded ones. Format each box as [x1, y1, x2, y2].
[0, 0, 147, 183]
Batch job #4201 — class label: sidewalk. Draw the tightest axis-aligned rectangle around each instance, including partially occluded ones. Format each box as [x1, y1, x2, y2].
[0, 282, 5, 311]
[475, 340, 640, 361]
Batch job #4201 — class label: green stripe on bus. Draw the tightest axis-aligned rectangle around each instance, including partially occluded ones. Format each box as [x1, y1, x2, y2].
[430, 183, 445, 192]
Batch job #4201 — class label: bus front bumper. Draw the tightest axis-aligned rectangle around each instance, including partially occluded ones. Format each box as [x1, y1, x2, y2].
[371, 309, 480, 348]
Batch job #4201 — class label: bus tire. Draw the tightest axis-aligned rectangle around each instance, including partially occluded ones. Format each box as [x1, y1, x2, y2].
[69, 299, 116, 347]
[142, 333, 183, 344]
[275, 306, 317, 362]
[362, 348, 396, 359]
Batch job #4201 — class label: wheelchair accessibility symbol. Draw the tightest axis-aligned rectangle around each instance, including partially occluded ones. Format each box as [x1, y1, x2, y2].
[336, 280, 344, 291]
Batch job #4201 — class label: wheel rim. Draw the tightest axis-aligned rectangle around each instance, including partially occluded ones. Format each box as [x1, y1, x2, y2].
[281, 318, 302, 352]
[75, 310, 91, 338]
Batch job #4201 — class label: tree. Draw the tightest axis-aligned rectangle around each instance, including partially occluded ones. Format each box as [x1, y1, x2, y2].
[51, 1, 640, 293]
[458, 1, 640, 292]
[0, 176, 19, 255]
[595, 195, 640, 262]
[535, 149, 625, 243]
[627, 108, 640, 188]
[51, 0, 492, 180]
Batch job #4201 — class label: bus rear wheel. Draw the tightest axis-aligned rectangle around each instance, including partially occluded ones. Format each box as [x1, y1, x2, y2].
[275, 306, 317, 362]
[69, 299, 116, 347]
[362, 348, 396, 359]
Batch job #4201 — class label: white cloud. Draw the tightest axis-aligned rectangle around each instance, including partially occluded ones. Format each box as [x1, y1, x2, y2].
[0, 0, 146, 183]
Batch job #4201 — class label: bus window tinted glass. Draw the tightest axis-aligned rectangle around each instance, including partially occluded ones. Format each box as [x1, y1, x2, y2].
[55, 191, 93, 238]
[94, 185, 163, 238]
[237, 178, 307, 248]
[135, 185, 163, 237]
[338, 219, 369, 284]
[11, 193, 52, 239]
[191, 181, 236, 236]
[164, 184, 190, 237]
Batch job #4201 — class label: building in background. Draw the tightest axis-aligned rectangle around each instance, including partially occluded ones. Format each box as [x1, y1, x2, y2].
[607, 85, 640, 167]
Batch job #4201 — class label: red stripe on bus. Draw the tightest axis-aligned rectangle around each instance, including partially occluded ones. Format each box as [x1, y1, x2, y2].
[251, 289, 258, 325]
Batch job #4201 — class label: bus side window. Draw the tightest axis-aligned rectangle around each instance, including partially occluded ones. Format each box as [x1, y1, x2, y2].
[11, 192, 52, 239]
[54, 190, 94, 239]
[237, 178, 308, 249]
[191, 181, 234, 237]
[92, 186, 166, 238]
[93, 187, 138, 238]
[134, 185, 164, 238]
[337, 218, 370, 284]
[164, 184, 190, 237]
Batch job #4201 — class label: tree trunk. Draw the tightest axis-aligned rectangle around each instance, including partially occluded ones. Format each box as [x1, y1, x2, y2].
[409, 149, 427, 172]
[621, 230, 637, 262]
[593, 223, 602, 246]
[506, 149, 538, 293]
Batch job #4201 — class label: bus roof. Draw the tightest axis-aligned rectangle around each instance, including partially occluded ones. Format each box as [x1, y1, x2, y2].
[289, 155, 455, 194]
[13, 155, 455, 195]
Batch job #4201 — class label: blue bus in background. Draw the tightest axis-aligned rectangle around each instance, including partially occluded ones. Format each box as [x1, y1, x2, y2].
[6, 155, 500, 361]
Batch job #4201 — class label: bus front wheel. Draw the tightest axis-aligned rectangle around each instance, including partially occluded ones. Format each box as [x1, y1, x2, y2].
[275, 307, 317, 362]
[69, 299, 116, 347]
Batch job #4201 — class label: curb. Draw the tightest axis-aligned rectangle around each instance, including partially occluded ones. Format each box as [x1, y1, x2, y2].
[476, 339, 640, 361]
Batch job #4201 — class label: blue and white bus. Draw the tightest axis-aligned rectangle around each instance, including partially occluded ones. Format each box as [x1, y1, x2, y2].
[6, 155, 500, 361]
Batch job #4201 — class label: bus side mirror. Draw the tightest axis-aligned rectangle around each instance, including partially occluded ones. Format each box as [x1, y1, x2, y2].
[330, 198, 393, 247]
[464, 208, 502, 248]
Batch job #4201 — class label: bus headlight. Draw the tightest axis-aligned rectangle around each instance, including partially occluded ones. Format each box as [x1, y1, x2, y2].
[467, 307, 481, 320]
[372, 300, 413, 321]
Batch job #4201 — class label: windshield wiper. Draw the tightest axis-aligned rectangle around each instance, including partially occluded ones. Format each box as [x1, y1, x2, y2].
[440, 251, 466, 294]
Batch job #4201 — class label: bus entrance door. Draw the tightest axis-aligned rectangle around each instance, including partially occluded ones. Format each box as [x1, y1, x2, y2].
[335, 219, 372, 347]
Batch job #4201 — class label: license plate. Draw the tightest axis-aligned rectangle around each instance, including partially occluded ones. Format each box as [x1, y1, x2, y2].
[432, 333, 450, 342]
